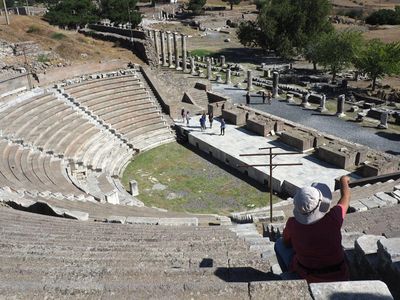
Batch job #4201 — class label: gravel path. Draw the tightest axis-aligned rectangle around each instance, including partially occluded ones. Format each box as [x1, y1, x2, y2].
[213, 84, 400, 155]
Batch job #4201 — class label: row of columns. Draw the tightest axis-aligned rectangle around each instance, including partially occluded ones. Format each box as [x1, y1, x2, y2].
[148, 29, 188, 71]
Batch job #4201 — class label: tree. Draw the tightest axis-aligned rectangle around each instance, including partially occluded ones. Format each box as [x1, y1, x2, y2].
[188, 0, 206, 15]
[224, 0, 241, 10]
[100, 0, 142, 27]
[45, 0, 100, 28]
[354, 39, 400, 91]
[315, 30, 363, 81]
[237, 0, 333, 58]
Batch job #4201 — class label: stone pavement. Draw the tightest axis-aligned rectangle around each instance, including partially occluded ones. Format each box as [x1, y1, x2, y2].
[212, 84, 400, 155]
[177, 115, 348, 195]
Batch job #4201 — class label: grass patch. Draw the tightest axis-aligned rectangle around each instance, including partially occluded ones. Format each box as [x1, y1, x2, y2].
[37, 54, 50, 63]
[189, 49, 215, 57]
[122, 142, 279, 215]
[26, 25, 42, 34]
[50, 32, 67, 40]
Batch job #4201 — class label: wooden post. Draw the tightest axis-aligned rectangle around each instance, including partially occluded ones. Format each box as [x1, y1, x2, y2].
[2, 0, 10, 25]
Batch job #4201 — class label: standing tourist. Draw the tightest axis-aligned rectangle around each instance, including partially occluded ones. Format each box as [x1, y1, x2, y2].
[267, 91, 272, 105]
[181, 107, 186, 122]
[186, 111, 190, 126]
[262, 91, 266, 104]
[209, 112, 214, 129]
[220, 118, 226, 135]
[246, 91, 251, 105]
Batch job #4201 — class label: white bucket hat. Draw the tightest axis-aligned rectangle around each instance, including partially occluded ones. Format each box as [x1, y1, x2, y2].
[293, 183, 332, 225]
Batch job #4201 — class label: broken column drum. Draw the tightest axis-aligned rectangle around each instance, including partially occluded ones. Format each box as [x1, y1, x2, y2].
[302, 93, 311, 108]
[226, 69, 231, 84]
[220, 55, 225, 67]
[337, 94, 346, 117]
[378, 112, 389, 129]
[318, 94, 327, 112]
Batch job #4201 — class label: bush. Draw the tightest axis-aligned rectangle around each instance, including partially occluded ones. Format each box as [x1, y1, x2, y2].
[26, 25, 41, 34]
[189, 49, 214, 57]
[366, 7, 400, 25]
[50, 32, 66, 40]
[37, 54, 50, 63]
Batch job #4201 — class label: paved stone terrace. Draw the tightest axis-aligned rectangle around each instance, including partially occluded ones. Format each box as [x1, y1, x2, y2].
[213, 84, 400, 155]
[177, 116, 348, 194]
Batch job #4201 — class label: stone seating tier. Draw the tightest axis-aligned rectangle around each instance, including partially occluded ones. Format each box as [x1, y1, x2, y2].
[0, 140, 84, 196]
[0, 207, 395, 299]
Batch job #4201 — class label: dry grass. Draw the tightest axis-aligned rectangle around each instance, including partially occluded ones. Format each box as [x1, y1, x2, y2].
[0, 15, 141, 64]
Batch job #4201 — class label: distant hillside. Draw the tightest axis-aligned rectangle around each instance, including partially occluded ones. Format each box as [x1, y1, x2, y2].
[0, 15, 141, 64]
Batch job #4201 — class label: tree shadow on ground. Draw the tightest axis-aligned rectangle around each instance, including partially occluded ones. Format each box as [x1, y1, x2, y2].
[211, 48, 289, 65]
[375, 131, 400, 141]
[214, 267, 279, 282]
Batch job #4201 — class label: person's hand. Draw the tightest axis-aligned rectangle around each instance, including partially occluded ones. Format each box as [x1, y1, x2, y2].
[340, 175, 350, 187]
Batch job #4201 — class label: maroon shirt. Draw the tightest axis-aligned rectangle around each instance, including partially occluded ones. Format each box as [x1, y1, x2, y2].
[283, 204, 349, 283]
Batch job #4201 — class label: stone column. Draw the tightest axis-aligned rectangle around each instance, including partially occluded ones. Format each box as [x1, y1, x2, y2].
[207, 58, 212, 80]
[160, 31, 167, 67]
[211, 57, 215, 65]
[190, 57, 196, 75]
[153, 30, 160, 65]
[378, 112, 389, 129]
[173, 32, 180, 70]
[337, 94, 346, 117]
[302, 93, 311, 108]
[220, 55, 225, 67]
[272, 71, 279, 97]
[167, 32, 173, 68]
[318, 94, 327, 112]
[181, 34, 187, 72]
[226, 69, 231, 84]
[247, 70, 253, 91]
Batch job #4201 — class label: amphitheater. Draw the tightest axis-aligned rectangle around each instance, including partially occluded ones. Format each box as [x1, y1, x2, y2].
[0, 19, 400, 300]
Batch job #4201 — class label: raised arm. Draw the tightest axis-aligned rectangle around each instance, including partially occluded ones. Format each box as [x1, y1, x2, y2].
[338, 175, 351, 213]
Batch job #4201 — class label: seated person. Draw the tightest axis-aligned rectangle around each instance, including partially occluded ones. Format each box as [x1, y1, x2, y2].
[274, 175, 351, 283]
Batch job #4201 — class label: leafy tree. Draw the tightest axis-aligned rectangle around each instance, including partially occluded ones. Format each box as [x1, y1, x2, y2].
[315, 30, 363, 81]
[188, 0, 206, 15]
[354, 39, 400, 91]
[45, 0, 100, 28]
[237, 0, 333, 58]
[223, 0, 241, 10]
[100, 0, 142, 27]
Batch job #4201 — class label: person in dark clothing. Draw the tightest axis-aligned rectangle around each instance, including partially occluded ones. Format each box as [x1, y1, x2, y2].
[209, 112, 214, 129]
[246, 92, 250, 105]
[262, 91, 266, 104]
[220, 118, 226, 135]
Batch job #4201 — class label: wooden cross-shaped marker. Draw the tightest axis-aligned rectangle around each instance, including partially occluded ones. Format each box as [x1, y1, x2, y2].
[239, 146, 302, 222]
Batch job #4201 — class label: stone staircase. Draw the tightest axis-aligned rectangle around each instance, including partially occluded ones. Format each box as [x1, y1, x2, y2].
[0, 206, 395, 299]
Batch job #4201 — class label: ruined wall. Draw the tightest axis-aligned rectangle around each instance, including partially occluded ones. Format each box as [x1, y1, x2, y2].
[88, 25, 147, 40]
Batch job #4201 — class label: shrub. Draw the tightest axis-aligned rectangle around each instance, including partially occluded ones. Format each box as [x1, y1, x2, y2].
[26, 25, 41, 34]
[50, 32, 67, 40]
[366, 7, 400, 25]
[37, 54, 50, 63]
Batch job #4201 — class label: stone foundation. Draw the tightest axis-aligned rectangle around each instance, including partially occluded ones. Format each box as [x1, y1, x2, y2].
[280, 131, 314, 152]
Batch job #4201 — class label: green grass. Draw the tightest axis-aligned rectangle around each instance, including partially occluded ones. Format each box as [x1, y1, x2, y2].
[26, 25, 42, 34]
[37, 54, 50, 63]
[122, 142, 278, 215]
[189, 49, 216, 57]
[50, 32, 67, 40]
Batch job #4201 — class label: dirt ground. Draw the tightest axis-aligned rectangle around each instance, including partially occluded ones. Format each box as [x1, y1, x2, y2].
[0, 15, 142, 65]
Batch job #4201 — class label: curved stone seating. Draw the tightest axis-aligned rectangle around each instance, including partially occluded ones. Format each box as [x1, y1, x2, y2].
[66, 75, 174, 151]
[0, 140, 84, 196]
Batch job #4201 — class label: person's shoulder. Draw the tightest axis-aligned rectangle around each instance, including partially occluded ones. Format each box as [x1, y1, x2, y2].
[327, 204, 346, 222]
